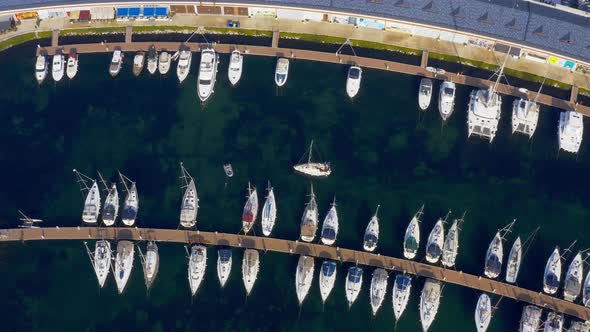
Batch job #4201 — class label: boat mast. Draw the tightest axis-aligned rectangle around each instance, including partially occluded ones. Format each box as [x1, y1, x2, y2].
[118, 171, 131, 194]
[73, 169, 94, 197]
[179, 162, 193, 188]
[532, 78, 545, 104]
[489, 48, 511, 102]
[83, 241, 96, 267]
[308, 140, 313, 164]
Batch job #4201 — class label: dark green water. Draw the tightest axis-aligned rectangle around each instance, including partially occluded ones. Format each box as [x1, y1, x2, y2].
[0, 40, 588, 332]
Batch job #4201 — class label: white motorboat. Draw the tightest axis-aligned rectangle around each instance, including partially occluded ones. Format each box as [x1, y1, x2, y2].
[35, 55, 47, 84]
[300, 184, 319, 242]
[197, 47, 219, 102]
[114, 240, 134, 294]
[438, 81, 456, 121]
[109, 48, 123, 77]
[66, 50, 78, 79]
[418, 78, 433, 111]
[261, 182, 277, 237]
[520, 305, 542, 332]
[293, 140, 331, 177]
[188, 245, 207, 296]
[51, 53, 65, 82]
[346, 66, 362, 98]
[227, 50, 243, 86]
[82, 181, 101, 224]
[345, 266, 363, 308]
[403, 205, 424, 259]
[147, 45, 158, 75]
[92, 240, 111, 288]
[132, 51, 145, 77]
[512, 98, 539, 137]
[242, 249, 260, 295]
[179, 178, 198, 228]
[545, 312, 564, 332]
[425, 218, 445, 264]
[141, 241, 159, 290]
[295, 255, 314, 305]
[370, 268, 388, 315]
[217, 248, 232, 288]
[564, 252, 583, 302]
[241, 183, 258, 234]
[558, 111, 584, 154]
[121, 181, 139, 227]
[505, 237, 522, 284]
[475, 293, 492, 332]
[320, 198, 339, 245]
[441, 218, 460, 268]
[176, 47, 192, 83]
[319, 260, 337, 303]
[363, 206, 380, 252]
[275, 57, 289, 87]
[392, 274, 412, 320]
[484, 232, 503, 279]
[102, 183, 119, 226]
[543, 247, 562, 295]
[420, 278, 442, 332]
[158, 51, 170, 75]
[568, 321, 590, 332]
[584, 270, 590, 306]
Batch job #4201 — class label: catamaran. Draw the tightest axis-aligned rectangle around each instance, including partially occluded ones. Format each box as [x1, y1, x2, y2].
[475, 293, 492, 332]
[418, 78, 433, 111]
[404, 205, 424, 259]
[242, 183, 258, 234]
[158, 51, 170, 75]
[120, 174, 139, 227]
[102, 183, 119, 226]
[228, 50, 243, 86]
[88, 240, 111, 288]
[147, 45, 158, 75]
[114, 240, 134, 294]
[179, 164, 198, 228]
[295, 255, 314, 305]
[545, 312, 564, 332]
[584, 271, 590, 306]
[82, 181, 101, 224]
[370, 268, 388, 315]
[176, 47, 192, 83]
[300, 184, 319, 242]
[132, 51, 145, 77]
[484, 232, 503, 279]
[197, 47, 219, 102]
[425, 217, 445, 264]
[345, 266, 363, 308]
[544, 247, 562, 295]
[140, 241, 159, 290]
[109, 48, 123, 77]
[35, 54, 47, 84]
[261, 182, 277, 237]
[568, 321, 590, 332]
[520, 305, 542, 332]
[420, 278, 442, 332]
[441, 217, 460, 268]
[363, 206, 380, 252]
[392, 274, 412, 320]
[512, 98, 540, 138]
[188, 245, 207, 296]
[438, 81, 456, 121]
[52, 52, 65, 82]
[217, 248, 232, 288]
[564, 252, 583, 302]
[293, 140, 331, 177]
[346, 66, 362, 98]
[66, 50, 78, 79]
[505, 237, 522, 284]
[319, 260, 337, 303]
[275, 57, 289, 87]
[320, 198, 339, 245]
[242, 249, 260, 295]
[558, 111, 584, 154]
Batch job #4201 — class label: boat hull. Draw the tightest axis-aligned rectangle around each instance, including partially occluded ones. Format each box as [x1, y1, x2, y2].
[261, 188, 277, 237]
[345, 266, 363, 307]
[392, 274, 412, 320]
[319, 260, 337, 303]
[188, 245, 207, 296]
[370, 268, 388, 315]
[295, 256, 314, 304]
[217, 249, 232, 287]
[242, 249, 260, 295]
[114, 240, 134, 294]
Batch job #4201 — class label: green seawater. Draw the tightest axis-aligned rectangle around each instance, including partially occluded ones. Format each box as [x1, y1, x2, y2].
[0, 40, 588, 332]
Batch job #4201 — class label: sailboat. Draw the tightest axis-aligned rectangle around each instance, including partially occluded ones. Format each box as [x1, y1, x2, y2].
[242, 249, 260, 295]
[179, 164, 198, 228]
[139, 241, 159, 290]
[543, 247, 562, 295]
[261, 182, 277, 237]
[438, 81, 456, 121]
[293, 140, 331, 177]
[475, 293, 492, 332]
[544, 312, 564, 332]
[300, 184, 319, 242]
[418, 78, 433, 111]
[82, 181, 101, 224]
[320, 198, 339, 245]
[370, 268, 388, 315]
[441, 216, 461, 268]
[85, 240, 111, 288]
[558, 111, 584, 154]
[392, 274, 412, 321]
[520, 305, 542, 332]
[197, 47, 219, 102]
[346, 66, 362, 98]
[176, 46, 192, 83]
[319, 260, 337, 303]
[227, 50, 243, 86]
[217, 248, 232, 288]
[420, 278, 442, 332]
[484, 232, 503, 279]
[584, 270, 590, 306]
[241, 183, 258, 234]
[102, 183, 119, 226]
[188, 245, 207, 296]
[114, 240, 134, 294]
[363, 205, 380, 252]
[345, 266, 363, 308]
[295, 255, 314, 305]
[425, 215, 446, 264]
[147, 45, 158, 75]
[564, 252, 583, 302]
[119, 172, 139, 226]
[403, 205, 424, 259]
[505, 237, 522, 284]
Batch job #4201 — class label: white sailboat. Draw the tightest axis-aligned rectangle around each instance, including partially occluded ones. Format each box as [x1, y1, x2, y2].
[119, 172, 138, 226]
[363, 205, 380, 252]
[425, 217, 445, 264]
[102, 183, 119, 226]
[35, 54, 47, 84]
[564, 252, 583, 302]
[558, 111, 584, 154]
[484, 232, 503, 279]
[82, 181, 101, 224]
[475, 293, 492, 332]
[227, 50, 243, 86]
[441, 217, 460, 268]
[158, 51, 170, 75]
[346, 66, 362, 98]
[52, 53, 65, 82]
[176, 47, 192, 83]
[217, 248, 232, 288]
[261, 182, 277, 237]
[505, 237, 522, 284]
[420, 278, 442, 332]
[66, 50, 78, 79]
[392, 274, 412, 321]
[319, 260, 337, 303]
[295, 255, 314, 305]
[188, 245, 207, 296]
[320, 198, 338, 245]
[139, 241, 159, 290]
[109, 48, 123, 77]
[241, 183, 258, 234]
[147, 45, 158, 75]
[275, 57, 289, 87]
[512, 98, 540, 138]
[345, 266, 363, 308]
[544, 312, 564, 332]
[197, 47, 219, 102]
[438, 81, 456, 121]
[293, 140, 331, 177]
[404, 205, 424, 259]
[418, 78, 433, 111]
[543, 247, 562, 295]
[86, 240, 111, 288]
[370, 268, 388, 315]
[242, 249, 260, 295]
[584, 270, 590, 306]
[300, 184, 319, 242]
[568, 321, 590, 332]
[114, 240, 134, 294]
[179, 164, 198, 228]
[520, 305, 542, 332]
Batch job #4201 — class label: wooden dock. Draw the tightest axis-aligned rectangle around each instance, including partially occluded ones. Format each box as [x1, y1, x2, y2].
[36, 41, 590, 116]
[1, 226, 589, 320]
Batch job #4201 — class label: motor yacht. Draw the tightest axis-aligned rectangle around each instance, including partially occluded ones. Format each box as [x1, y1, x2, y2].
[275, 57, 289, 87]
[176, 47, 192, 83]
[543, 247, 562, 295]
[227, 50, 243, 86]
[346, 66, 362, 98]
[558, 111, 584, 154]
[418, 78, 433, 111]
[242, 249, 260, 295]
[217, 248, 232, 288]
[370, 268, 388, 315]
[109, 48, 123, 77]
[35, 54, 47, 84]
[66, 50, 78, 79]
[320, 198, 338, 245]
[438, 81, 456, 121]
[51, 52, 65, 82]
[295, 255, 314, 305]
[404, 205, 424, 259]
[132, 51, 145, 77]
[114, 240, 134, 294]
[261, 182, 277, 237]
[188, 245, 207, 296]
[158, 51, 170, 75]
[363, 206, 380, 252]
[345, 266, 363, 308]
[197, 47, 219, 102]
[319, 260, 337, 303]
[147, 45, 158, 75]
